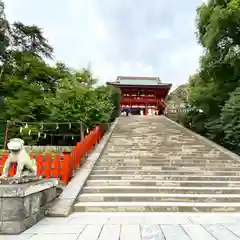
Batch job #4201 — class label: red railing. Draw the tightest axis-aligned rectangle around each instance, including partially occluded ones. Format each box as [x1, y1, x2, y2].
[0, 125, 104, 184]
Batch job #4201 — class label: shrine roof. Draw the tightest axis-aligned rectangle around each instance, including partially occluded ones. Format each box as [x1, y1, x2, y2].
[107, 76, 172, 87]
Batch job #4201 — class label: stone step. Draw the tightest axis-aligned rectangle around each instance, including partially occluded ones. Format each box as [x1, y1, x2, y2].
[107, 144, 209, 147]
[88, 174, 240, 181]
[82, 186, 240, 194]
[85, 179, 240, 187]
[104, 148, 223, 152]
[77, 193, 240, 202]
[92, 166, 240, 171]
[107, 142, 193, 145]
[94, 162, 240, 167]
[97, 159, 236, 164]
[99, 156, 233, 160]
[99, 159, 233, 164]
[73, 201, 240, 212]
[109, 136, 198, 139]
[100, 155, 232, 159]
[101, 153, 229, 158]
[106, 144, 209, 147]
[100, 153, 232, 157]
[107, 142, 207, 144]
[100, 156, 232, 161]
[110, 134, 194, 136]
[91, 170, 240, 176]
[107, 144, 210, 147]
[73, 116, 240, 213]
[103, 147, 225, 155]
[101, 154, 229, 159]
[108, 139, 206, 142]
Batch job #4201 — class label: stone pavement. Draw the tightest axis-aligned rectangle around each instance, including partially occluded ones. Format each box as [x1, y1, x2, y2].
[5, 212, 240, 239]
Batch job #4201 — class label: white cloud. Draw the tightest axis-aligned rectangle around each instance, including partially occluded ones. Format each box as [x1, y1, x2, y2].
[4, 0, 204, 86]
[155, 30, 171, 40]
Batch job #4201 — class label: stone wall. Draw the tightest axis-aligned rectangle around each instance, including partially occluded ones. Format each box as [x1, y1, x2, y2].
[0, 178, 58, 234]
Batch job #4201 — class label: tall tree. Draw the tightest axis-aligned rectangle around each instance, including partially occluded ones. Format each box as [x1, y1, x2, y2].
[11, 22, 53, 59]
[0, 0, 11, 80]
[220, 86, 240, 151]
[0, 0, 9, 60]
[185, 0, 240, 144]
[0, 0, 119, 146]
[45, 75, 113, 128]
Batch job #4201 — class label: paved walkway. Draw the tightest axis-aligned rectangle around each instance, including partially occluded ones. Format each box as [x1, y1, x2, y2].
[4, 212, 240, 239]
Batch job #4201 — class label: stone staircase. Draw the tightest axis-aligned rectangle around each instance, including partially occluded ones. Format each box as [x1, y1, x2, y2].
[74, 116, 240, 212]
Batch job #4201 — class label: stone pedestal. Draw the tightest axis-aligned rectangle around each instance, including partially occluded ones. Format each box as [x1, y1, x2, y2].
[0, 177, 58, 234]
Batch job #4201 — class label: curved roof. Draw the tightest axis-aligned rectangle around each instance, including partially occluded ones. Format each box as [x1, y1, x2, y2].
[107, 76, 172, 87]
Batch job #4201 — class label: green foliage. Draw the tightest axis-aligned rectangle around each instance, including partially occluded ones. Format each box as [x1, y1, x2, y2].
[0, 1, 9, 62]
[167, 84, 188, 103]
[220, 87, 240, 149]
[45, 79, 113, 127]
[0, 121, 4, 147]
[166, 84, 188, 123]
[11, 22, 53, 59]
[183, 0, 240, 153]
[4, 82, 48, 122]
[108, 86, 121, 121]
[0, 0, 118, 146]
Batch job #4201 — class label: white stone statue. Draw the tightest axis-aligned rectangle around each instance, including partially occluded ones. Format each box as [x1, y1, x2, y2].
[1, 138, 37, 178]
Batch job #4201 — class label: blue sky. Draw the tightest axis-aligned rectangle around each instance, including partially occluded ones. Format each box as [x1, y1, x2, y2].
[5, 0, 206, 87]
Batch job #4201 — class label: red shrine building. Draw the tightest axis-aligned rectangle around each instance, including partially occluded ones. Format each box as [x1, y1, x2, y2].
[107, 76, 172, 115]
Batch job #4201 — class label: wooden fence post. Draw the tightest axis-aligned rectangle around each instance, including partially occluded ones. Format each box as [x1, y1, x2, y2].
[36, 154, 43, 176]
[62, 153, 72, 184]
[52, 155, 60, 178]
[44, 154, 52, 178]
[3, 120, 9, 149]
[80, 122, 84, 141]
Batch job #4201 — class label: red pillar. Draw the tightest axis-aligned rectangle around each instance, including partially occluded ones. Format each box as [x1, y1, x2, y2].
[145, 104, 148, 115]
[130, 89, 132, 110]
[145, 90, 148, 115]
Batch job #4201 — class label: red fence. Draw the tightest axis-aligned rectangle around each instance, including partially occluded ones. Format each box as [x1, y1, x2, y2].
[0, 125, 104, 184]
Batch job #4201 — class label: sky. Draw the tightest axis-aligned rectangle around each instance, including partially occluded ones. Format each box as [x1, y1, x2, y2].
[5, 0, 206, 87]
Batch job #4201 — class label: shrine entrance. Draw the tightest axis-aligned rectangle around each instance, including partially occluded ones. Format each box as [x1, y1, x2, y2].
[107, 76, 172, 116]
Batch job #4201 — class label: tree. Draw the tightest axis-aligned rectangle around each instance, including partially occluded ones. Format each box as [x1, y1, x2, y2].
[4, 81, 48, 122]
[0, 0, 118, 147]
[184, 0, 240, 147]
[108, 85, 121, 121]
[220, 86, 240, 152]
[73, 68, 97, 87]
[55, 61, 72, 78]
[167, 84, 188, 103]
[0, 0, 11, 82]
[0, 0, 9, 61]
[45, 75, 114, 128]
[11, 22, 53, 59]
